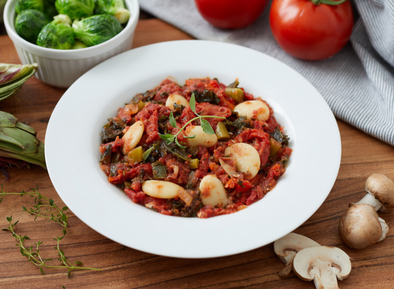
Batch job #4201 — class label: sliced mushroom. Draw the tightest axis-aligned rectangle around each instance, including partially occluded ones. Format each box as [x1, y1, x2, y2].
[274, 233, 321, 277]
[293, 246, 351, 289]
[338, 203, 389, 249]
[352, 173, 394, 212]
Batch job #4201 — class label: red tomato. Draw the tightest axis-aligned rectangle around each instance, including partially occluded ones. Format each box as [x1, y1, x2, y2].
[269, 0, 353, 60]
[194, 0, 269, 29]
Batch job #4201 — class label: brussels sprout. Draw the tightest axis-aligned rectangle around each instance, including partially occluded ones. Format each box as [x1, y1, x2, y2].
[15, 0, 44, 14]
[15, 9, 49, 43]
[94, 0, 130, 24]
[43, 0, 57, 20]
[37, 14, 75, 49]
[72, 15, 122, 47]
[71, 41, 87, 49]
[55, 0, 94, 20]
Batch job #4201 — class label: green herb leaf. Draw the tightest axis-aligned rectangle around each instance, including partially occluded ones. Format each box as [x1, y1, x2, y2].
[169, 111, 177, 128]
[159, 134, 174, 142]
[175, 138, 186, 149]
[200, 119, 214, 135]
[190, 93, 196, 114]
[142, 147, 154, 161]
[182, 133, 196, 139]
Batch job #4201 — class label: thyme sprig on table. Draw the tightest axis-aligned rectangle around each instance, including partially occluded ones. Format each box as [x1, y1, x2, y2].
[2, 216, 101, 277]
[0, 186, 68, 229]
[0, 186, 101, 277]
[159, 93, 225, 149]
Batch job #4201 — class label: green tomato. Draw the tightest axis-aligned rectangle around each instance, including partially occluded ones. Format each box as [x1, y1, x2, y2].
[15, 0, 44, 14]
[72, 14, 122, 47]
[15, 9, 48, 43]
[37, 15, 75, 49]
[55, 0, 94, 20]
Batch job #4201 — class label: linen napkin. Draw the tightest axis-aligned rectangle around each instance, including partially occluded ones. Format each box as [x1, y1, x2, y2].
[139, 0, 394, 146]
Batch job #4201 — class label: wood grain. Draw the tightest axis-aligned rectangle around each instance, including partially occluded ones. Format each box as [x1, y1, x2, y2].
[1, 19, 394, 289]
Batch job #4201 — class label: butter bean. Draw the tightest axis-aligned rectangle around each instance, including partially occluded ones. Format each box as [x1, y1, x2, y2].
[142, 180, 185, 199]
[225, 143, 260, 179]
[165, 94, 189, 110]
[122, 121, 144, 155]
[185, 125, 217, 147]
[234, 100, 270, 121]
[199, 175, 229, 207]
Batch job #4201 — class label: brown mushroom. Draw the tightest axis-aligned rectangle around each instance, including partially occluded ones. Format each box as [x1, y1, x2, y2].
[274, 232, 320, 277]
[352, 173, 394, 212]
[339, 203, 389, 249]
[293, 246, 352, 289]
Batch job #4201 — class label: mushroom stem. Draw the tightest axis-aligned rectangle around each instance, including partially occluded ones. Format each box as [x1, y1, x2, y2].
[312, 260, 340, 289]
[352, 192, 385, 212]
[378, 217, 389, 242]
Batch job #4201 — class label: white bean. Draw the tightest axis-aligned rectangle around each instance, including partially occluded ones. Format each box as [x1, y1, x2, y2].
[199, 175, 229, 207]
[234, 100, 270, 121]
[225, 143, 260, 179]
[165, 94, 190, 110]
[185, 125, 217, 147]
[142, 180, 185, 199]
[122, 121, 144, 155]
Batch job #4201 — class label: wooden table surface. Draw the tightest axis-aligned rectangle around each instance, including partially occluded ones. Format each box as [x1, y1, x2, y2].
[1, 19, 394, 289]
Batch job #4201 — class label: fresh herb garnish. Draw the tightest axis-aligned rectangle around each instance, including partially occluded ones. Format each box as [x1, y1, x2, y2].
[0, 186, 101, 277]
[142, 147, 154, 161]
[159, 93, 225, 149]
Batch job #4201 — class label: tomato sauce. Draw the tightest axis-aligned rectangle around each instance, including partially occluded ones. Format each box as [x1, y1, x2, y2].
[99, 78, 292, 218]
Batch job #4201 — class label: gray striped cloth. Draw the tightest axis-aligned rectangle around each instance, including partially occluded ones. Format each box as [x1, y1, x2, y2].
[139, 0, 394, 146]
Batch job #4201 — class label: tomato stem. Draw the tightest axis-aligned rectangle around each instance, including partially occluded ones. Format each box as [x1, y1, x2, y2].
[311, 0, 347, 5]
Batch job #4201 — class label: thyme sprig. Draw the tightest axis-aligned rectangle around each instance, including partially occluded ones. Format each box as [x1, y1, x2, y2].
[159, 93, 225, 148]
[0, 186, 68, 229]
[2, 216, 101, 277]
[0, 186, 102, 277]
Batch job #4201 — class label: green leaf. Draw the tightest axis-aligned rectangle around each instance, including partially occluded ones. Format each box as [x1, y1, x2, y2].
[6, 216, 12, 222]
[174, 138, 186, 149]
[169, 112, 176, 128]
[2, 228, 9, 231]
[40, 267, 45, 275]
[159, 134, 174, 142]
[182, 133, 195, 139]
[62, 206, 68, 211]
[159, 134, 175, 146]
[74, 261, 83, 266]
[142, 147, 154, 161]
[200, 119, 214, 135]
[49, 199, 54, 206]
[190, 93, 196, 114]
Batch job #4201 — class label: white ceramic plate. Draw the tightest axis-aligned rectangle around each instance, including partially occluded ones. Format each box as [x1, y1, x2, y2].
[46, 40, 341, 258]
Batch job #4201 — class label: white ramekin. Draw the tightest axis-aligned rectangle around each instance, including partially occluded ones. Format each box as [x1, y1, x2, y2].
[4, 0, 139, 88]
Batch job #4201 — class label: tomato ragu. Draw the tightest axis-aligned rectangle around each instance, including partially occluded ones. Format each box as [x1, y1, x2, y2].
[99, 78, 292, 218]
